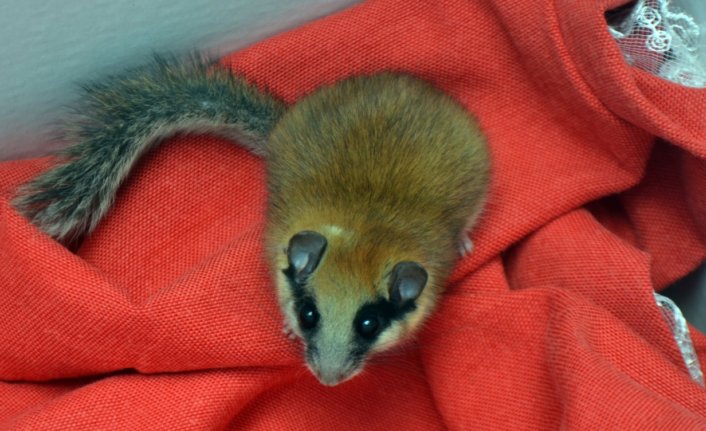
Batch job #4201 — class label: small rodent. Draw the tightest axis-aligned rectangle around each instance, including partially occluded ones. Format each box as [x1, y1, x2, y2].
[13, 54, 490, 386]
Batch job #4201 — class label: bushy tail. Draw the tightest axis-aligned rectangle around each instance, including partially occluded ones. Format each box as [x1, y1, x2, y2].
[12, 53, 286, 241]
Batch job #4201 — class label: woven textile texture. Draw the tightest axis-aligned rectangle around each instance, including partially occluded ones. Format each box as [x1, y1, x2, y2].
[1, 0, 706, 429]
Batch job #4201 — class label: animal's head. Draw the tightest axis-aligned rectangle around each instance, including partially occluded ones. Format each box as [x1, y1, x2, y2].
[272, 230, 438, 386]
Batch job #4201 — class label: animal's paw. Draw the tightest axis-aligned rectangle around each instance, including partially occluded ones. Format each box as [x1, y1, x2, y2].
[283, 322, 298, 341]
[457, 233, 474, 257]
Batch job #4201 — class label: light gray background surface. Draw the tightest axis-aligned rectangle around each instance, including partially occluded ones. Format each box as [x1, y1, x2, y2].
[0, 0, 359, 161]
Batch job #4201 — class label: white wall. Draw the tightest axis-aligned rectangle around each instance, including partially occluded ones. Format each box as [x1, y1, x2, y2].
[0, 0, 359, 161]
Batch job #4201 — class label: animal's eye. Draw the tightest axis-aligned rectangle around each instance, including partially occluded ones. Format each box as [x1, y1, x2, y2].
[355, 314, 381, 339]
[298, 302, 320, 331]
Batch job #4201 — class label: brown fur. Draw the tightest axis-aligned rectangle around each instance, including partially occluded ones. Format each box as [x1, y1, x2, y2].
[264, 73, 490, 382]
[16, 61, 489, 385]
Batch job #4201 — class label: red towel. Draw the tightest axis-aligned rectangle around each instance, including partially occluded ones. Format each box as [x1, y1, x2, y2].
[2, 0, 705, 429]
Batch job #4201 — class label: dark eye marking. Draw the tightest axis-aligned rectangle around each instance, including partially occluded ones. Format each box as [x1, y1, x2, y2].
[283, 264, 307, 301]
[283, 264, 320, 336]
[353, 297, 417, 345]
[282, 231, 329, 336]
[298, 300, 320, 331]
[355, 311, 382, 339]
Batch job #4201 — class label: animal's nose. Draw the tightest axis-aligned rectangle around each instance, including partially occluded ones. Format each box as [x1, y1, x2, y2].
[306, 343, 357, 386]
[314, 367, 347, 386]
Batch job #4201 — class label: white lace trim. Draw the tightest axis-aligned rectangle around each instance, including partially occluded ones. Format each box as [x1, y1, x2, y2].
[609, 0, 706, 88]
[654, 292, 704, 386]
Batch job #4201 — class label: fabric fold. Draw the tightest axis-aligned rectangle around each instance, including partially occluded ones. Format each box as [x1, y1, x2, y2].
[1, 0, 705, 428]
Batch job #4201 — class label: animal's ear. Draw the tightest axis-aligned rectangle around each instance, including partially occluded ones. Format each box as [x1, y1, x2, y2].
[389, 261, 428, 306]
[287, 231, 327, 283]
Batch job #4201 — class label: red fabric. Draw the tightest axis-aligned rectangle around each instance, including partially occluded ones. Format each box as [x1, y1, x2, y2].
[2, 0, 706, 428]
